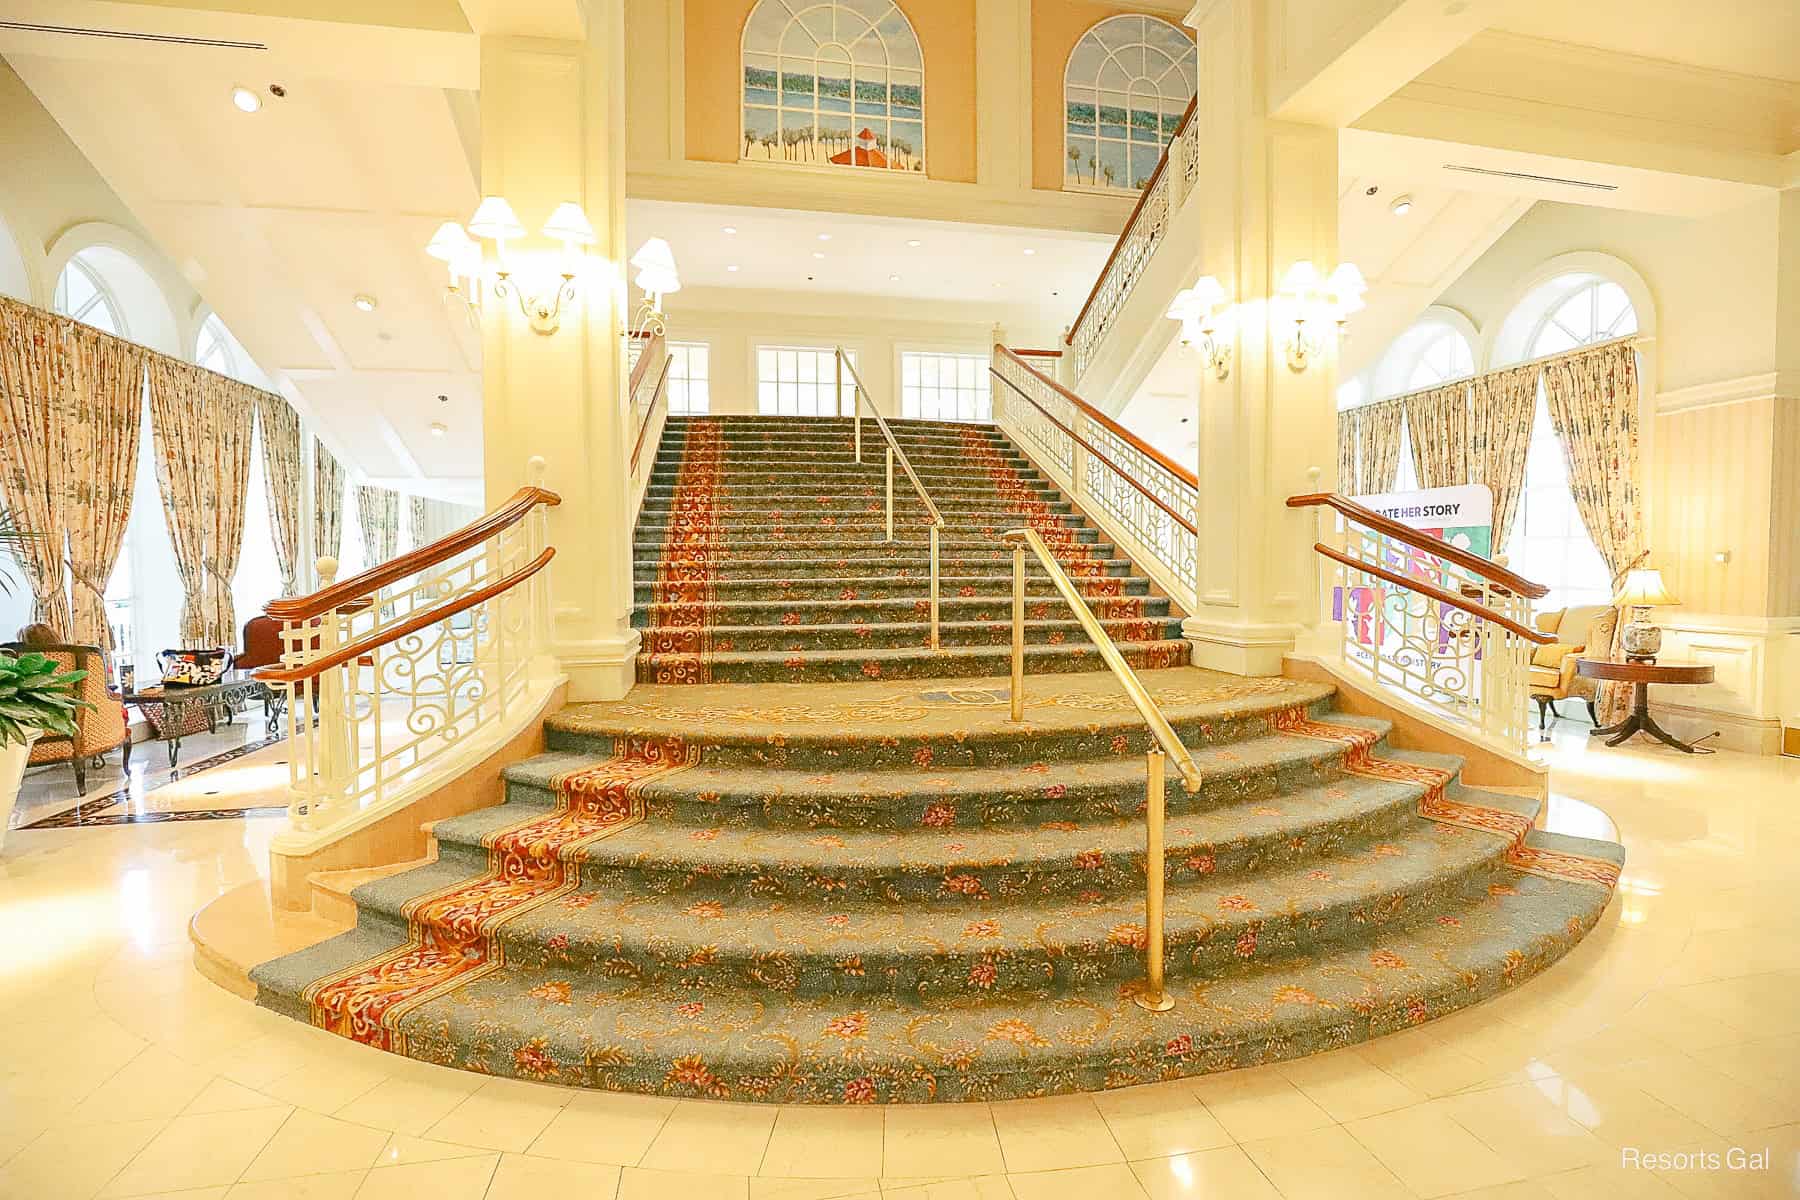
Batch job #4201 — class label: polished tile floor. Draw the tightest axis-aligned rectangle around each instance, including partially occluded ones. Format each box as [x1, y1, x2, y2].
[0, 715, 1795, 1199]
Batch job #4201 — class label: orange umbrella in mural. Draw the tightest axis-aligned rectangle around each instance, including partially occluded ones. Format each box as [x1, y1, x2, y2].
[830, 128, 889, 169]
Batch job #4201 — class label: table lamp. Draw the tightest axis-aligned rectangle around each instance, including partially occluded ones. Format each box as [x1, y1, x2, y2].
[1613, 567, 1678, 661]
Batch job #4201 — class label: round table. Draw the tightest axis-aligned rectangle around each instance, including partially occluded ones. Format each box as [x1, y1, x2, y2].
[1575, 657, 1715, 753]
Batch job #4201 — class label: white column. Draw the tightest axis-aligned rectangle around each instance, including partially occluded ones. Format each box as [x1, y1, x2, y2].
[478, 5, 639, 700]
[1183, 0, 1341, 676]
[975, 0, 1032, 192]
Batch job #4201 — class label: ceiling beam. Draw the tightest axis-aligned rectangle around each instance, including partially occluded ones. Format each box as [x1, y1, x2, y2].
[1265, 0, 1497, 127]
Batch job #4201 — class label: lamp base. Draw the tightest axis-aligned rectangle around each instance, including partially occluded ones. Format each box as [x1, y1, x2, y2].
[1619, 609, 1662, 661]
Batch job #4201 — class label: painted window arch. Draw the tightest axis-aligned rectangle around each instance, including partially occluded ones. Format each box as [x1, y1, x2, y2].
[1064, 14, 1195, 191]
[1503, 274, 1640, 611]
[741, 0, 925, 173]
[54, 255, 124, 336]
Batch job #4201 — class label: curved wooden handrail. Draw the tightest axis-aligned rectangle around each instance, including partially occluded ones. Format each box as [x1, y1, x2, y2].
[257, 548, 556, 684]
[995, 346, 1198, 489]
[1312, 543, 1553, 644]
[1286, 493, 1550, 600]
[1066, 95, 1197, 347]
[631, 353, 673, 473]
[266, 487, 562, 622]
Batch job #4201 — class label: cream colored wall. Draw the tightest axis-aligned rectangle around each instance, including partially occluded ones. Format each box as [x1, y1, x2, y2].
[1423, 196, 1796, 750]
[0, 58, 204, 348]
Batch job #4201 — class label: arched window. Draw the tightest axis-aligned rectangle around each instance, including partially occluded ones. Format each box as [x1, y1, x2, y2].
[1064, 14, 1195, 192]
[1503, 275, 1640, 610]
[0, 214, 27, 301]
[741, 0, 925, 173]
[196, 313, 239, 379]
[53, 256, 124, 336]
[1407, 327, 1474, 390]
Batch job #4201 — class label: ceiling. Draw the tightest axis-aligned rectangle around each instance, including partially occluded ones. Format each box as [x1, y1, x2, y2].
[1488, 0, 1800, 83]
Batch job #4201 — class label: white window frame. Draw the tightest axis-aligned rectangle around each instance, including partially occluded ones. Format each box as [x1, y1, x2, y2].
[1062, 14, 1195, 194]
[53, 256, 124, 336]
[753, 344, 858, 417]
[667, 342, 712, 415]
[897, 348, 992, 423]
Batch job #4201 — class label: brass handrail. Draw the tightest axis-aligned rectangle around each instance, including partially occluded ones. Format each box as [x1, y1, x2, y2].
[835, 348, 943, 649]
[1003, 524, 1199, 1014]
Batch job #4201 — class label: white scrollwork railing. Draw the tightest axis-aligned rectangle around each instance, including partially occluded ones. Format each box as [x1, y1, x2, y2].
[1290, 493, 1553, 752]
[992, 347, 1197, 610]
[259, 468, 559, 840]
[1066, 96, 1198, 382]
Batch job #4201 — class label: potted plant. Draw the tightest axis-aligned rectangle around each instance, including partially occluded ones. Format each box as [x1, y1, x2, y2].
[0, 652, 92, 846]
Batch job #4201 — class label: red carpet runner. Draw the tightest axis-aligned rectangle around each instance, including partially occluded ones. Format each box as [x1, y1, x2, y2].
[641, 420, 724, 683]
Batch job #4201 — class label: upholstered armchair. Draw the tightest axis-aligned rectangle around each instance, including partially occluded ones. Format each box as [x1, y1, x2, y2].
[1527, 605, 1618, 730]
[0, 642, 131, 794]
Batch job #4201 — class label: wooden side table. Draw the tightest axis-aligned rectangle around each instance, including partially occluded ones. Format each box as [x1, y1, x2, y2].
[1575, 658, 1715, 753]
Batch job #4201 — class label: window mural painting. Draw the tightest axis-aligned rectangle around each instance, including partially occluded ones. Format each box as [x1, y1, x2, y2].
[742, 0, 925, 173]
[1064, 14, 1195, 192]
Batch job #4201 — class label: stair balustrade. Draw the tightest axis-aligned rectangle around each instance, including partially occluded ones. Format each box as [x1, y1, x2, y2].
[835, 347, 943, 649]
[257, 465, 560, 839]
[1002, 524, 1200, 1014]
[1065, 96, 1198, 382]
[1288, 492, 1555, 751]
[990, 347, 1197, 612]
[627, 331, 672, 526]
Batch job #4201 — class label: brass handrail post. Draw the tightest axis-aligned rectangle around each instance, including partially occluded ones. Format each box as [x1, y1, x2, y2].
[885, 446, 895, 543]
[1132, 748, 1176, 1012]
[841, 349, 859, 464]
[1010, 540, 1025, 721]
[929, 524, 941, 650]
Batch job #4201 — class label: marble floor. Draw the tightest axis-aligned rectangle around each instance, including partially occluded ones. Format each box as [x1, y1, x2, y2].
[0, 714, 1795, 1199]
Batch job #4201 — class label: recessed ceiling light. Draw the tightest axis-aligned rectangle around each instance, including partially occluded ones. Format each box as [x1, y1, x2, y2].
[1022, 248, 1036, 256]
[817, 233, 832, 242]
[727, 264, 740, 272]
[722, 226, 738, 235]
[906, 239, 922, 248]
[230, 86, 261, 113]
[812, 251, 826, 259]
[1390, 194, 1414, 216]
[352, 294, 378, 312]
[889, 274, 901, 281]
[429, 422, 447, 438]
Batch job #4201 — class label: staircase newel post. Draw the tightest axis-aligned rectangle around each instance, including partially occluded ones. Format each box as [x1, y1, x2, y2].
[929, 523, 941, 650]
[1009, 539, 1025, 721]
[885, 446, 895, 543]
[842, 350, 858, 464]
[1133, 748, 1176, 1013]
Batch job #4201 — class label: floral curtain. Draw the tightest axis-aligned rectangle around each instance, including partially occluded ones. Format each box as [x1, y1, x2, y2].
[65, 324, 145, 652]
[407, 494, 427, 552]
[1468, 365, 1539, 549]
[256, 395, 304, 595]
[313, 438, 344, 568]
[148, 361, 253, 647]
[1336, 410, 1357, 493]
[356, 485, 400, 565]
[1354, 400, 1405, 496]
[1402, 384, 1471, 489]
[0, 298, 73, 635]
[1543, 341, 1644, 725]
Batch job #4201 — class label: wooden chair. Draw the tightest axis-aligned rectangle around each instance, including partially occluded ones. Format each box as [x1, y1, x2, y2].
[0, 642, 130, 794]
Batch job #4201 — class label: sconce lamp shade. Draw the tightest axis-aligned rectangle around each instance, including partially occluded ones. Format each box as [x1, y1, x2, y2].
[468, 196, 525, 241]
[1327, 263, 1368, 314]
[1188, 274, 1228, 314]
[426, 222, 473, 262]
[1279, 260, 1322, 300]
[542, 202, 597, 246]
[1613, 568, 1678, 608]
[631, 237, 682, 296]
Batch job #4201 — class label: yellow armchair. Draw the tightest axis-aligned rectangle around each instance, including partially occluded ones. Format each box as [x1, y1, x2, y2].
[1527, 605, 1617, 730]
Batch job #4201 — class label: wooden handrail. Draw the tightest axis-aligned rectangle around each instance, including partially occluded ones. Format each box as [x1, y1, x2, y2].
[1286, 493, 1550, 599]
[631, 353, 673, 473]
[1011, 347, 1063, 359]
[256, 548, 556, 683]
[266, 487, 561, 621]
[1311, 543, 1554, 644]
[627, 330, 664, 402]
[1066, 95, 1197, 346]
[995, 346, 1198, 488]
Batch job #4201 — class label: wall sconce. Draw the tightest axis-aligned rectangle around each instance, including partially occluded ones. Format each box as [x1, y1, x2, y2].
[1278, 260, 1366, 372]
[425, 196, 596, 335]
[629, 238, 682, 338]
[1166, 275, 1233, 380]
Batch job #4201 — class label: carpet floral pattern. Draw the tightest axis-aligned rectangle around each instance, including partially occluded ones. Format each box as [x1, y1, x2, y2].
[631, 416, 1187, 684]
[251, 664, 1624, 1104]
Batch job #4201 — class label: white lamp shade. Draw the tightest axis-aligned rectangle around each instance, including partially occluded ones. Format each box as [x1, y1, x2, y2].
[426, 221, 472, 262]
[1189, 274, 1228, 314]
[1613, 568, 1678, 608]
[468, 196, 525, 241]
[542, 202, 597, 246]
[634, 265, 682, 296]
[630, 237, 678, 276]
[1327, 262, 1368, 298]
[1165, 288, 1199, 322]
[1279, 260, 1322, 299]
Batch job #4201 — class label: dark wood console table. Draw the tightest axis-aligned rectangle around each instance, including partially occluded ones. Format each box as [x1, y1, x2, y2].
[1576, 658, 1715, 753]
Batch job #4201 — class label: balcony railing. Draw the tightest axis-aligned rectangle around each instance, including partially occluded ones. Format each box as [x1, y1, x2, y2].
[1065, 96, 1198, 382]
[257, 470, 560, 841]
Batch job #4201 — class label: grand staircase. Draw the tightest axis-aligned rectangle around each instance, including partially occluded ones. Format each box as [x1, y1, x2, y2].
[633, 415, 1189, 684]
[248, 415, 1624, 1105]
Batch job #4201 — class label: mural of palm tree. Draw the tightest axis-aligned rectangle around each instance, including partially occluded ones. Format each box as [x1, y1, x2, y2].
[1085, 150, 1098, 186]
[1101, 162, 1116, 189]
[1067, 144, 1081, 184]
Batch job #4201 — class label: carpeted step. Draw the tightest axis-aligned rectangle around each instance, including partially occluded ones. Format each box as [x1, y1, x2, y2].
[635, 638, 1189, 684]
[630, 594, 1172, 630]
[632, 555, 1143, 580]
[632, 574, 1154, 605]
[634, 616, 1184, 654]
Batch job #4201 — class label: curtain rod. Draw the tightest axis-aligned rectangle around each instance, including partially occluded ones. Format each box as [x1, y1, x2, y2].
[1346, 333, 1654, 412]
[0, 292, 287, 408]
